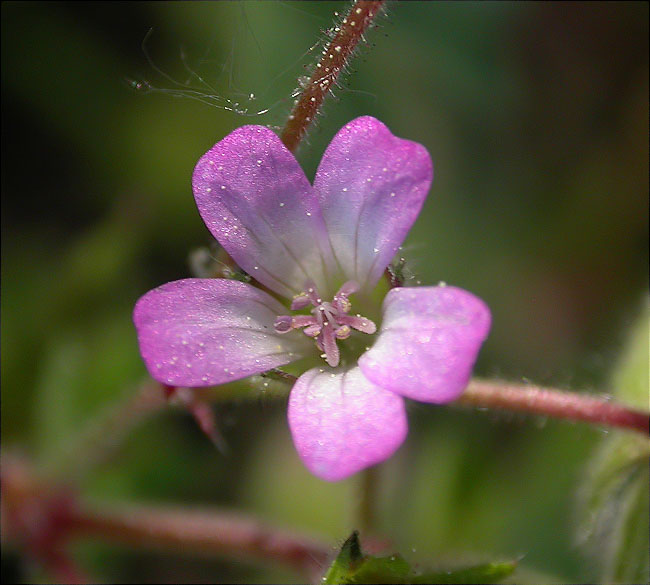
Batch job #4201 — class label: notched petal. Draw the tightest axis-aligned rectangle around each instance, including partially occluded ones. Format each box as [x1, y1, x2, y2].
[192, 126, 336, 299]
[314, 116, 433, 291]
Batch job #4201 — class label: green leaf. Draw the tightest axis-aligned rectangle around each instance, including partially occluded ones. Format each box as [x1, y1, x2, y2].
[410, 562, 517, 584]
[323, 532, 515, 584]
[577, 433, 649, 583]
[576, 305, 650, 584]
[322, 531, 365, 584]
[348, 554, 412, 584]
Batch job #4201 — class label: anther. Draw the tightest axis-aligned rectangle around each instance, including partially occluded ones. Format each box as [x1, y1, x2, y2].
[335, 325, 351, 340]
[291, 293, 311, 311]
[274, 315, 292, 334]
[304, 324, 322, 337]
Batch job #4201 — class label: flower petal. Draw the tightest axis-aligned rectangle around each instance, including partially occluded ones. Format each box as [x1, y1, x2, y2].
[313, 116, 433, 291]
[359, 286, 491, 403]
[134, 279, 311, 387]
[192, 126, 335, 299]
[288, 366, 407, 481]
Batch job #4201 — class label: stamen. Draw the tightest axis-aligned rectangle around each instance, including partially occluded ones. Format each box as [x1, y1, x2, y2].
[291, 293, 311, 311]
[320, 322, 340, 367]
[303, 280, 322, 305]
[338, 314, 377, 334]
[333, 281, 358, 313]
[274, 280, 376, 367]
[303, 324, 322, 337]
[334, 296, 352, 313]
[291, 315, 317, 328]
[335, 325, 351, 340]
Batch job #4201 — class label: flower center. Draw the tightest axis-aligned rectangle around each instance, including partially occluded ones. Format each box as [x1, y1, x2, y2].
[273, 280, 377, 367]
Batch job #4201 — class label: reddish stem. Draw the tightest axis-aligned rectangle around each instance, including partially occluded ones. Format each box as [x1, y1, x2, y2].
[41, 548, 90, 585]
[69, 504, 330, 578]
[263, 372, 648, 436]
[165, 375, 650, 439]
[280, 0, 386, 152]
[2, 457, 331, 582]
[461, 379, 649, 435]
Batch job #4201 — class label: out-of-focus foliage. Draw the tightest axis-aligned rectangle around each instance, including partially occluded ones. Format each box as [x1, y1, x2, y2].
[2, 2, 648, 583]
[576, 306, 649, 584]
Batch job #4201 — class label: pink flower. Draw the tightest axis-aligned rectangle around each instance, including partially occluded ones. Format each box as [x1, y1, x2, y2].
[134, 117, 491, 481]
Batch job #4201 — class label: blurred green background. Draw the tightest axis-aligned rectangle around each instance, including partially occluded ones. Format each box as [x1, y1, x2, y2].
[2, 1, 648, 583]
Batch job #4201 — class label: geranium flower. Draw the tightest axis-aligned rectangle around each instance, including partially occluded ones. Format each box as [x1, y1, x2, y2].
[134, 116, 490, 481]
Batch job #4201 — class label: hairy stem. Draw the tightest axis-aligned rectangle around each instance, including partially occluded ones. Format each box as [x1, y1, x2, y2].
[260, 372, 648, 436]
[280, 0, 386, 152]
[460, 379, 649, 435]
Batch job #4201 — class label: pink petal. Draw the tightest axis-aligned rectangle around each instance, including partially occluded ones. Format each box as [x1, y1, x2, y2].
[133, 279, 310, 387]
[192, 126, 336, 299]
[288, 367, 407, 481]
[358, 286, 491, 403]
[313, 117, 433, 292]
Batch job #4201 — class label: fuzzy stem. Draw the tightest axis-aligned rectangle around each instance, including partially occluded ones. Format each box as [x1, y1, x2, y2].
[280, 0, 386, 152]
[260, 372, 648, 436]
[460, 379, 649, 435]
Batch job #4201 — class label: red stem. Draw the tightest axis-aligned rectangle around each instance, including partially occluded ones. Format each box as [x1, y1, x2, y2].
[264, 372, 648, 436]
[67, 504, 330, 578]
[280, 0, 386, 152]
[461, 379, 649, 435]
[2, 457, 331, 583]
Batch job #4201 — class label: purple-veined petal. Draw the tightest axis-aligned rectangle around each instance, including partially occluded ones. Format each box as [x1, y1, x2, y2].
[192, 126, 336, 299]
[313, 117, 433, 291]
[288, 366, 407, 481]
[359, 286, 491, 403]
[133, 279, 311, 387]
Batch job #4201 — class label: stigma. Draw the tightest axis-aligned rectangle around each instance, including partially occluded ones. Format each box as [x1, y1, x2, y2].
[273, 281, 376, 367]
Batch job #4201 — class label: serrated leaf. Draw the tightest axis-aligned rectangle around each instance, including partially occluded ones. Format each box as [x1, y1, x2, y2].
[576, 305, 650, 584]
